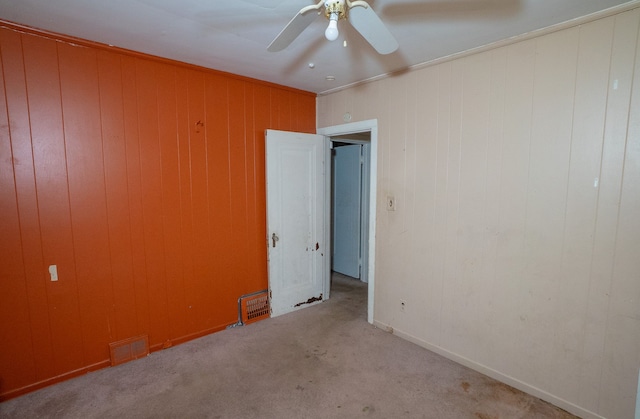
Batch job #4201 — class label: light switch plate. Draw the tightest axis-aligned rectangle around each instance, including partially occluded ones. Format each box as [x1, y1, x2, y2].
[48, 265, 58, 281]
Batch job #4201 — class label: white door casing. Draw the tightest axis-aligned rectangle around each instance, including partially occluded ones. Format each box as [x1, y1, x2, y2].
[265, 129, 326, 317]
[319, 120, 378, 324]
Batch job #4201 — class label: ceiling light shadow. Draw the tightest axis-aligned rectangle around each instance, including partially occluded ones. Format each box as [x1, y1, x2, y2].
[281, 35, 327, 76]
[381, 0, 523, 22]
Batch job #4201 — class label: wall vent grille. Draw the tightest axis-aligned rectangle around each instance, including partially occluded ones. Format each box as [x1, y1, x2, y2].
[109, 335, 149, 366]
[242, 292, 270, 324]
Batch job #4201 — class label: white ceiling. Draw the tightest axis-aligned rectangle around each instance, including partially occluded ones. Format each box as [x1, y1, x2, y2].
[0, 0, 636, 94]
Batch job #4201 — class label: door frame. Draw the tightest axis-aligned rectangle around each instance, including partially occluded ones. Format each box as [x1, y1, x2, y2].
[318, 119, 378, 324]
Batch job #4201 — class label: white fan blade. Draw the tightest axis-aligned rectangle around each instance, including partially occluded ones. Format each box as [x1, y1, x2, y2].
[348, 2, 399, 55]
[268, 2, 323, 52]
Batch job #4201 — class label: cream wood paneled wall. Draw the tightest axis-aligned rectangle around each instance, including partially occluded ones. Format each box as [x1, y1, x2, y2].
[318, 8, 640, 419]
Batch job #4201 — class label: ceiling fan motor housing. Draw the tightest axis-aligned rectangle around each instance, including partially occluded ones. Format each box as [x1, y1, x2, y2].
[324, 0, 346, 19]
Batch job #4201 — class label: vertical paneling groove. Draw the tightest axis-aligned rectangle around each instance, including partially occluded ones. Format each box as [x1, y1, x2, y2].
[157, 63, 183, 340]
[317, 7, 639, 419]
[431, 64, 448, 346]
[404, 72, 417, 239]
[584, 25, 625, 412]
[253, 84, 271, 293]
[475, 47, 505, 366]
[59, 41, 117, 366]
[96, 53, 118, 347]
[557, 17, 613, 409]
[177, 66, 196, 333]
[244, 84, 259, 291]
[204, 73, 230, 323]
[598, 10, 640, 417]
[95, 51, 118, 345]
[0, 23, 315, 400]
[442, 59, 463, 353]
[2, 29, 58, 383]
[0, 36, 36, 391]
[526, 27, 578, 392]
[501, 39, 535, 380]
[228, 78, 248, 306]
[97, 51, 137, 343]
[135, 59, 168, 349]
[121, 55, 150, 339]
[24, 34, 84, 376]
[411, 65, 439, 343]
[186, 69, 209, 335]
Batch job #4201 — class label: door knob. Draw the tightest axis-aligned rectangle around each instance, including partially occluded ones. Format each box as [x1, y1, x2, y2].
[272, 233, 279, 248]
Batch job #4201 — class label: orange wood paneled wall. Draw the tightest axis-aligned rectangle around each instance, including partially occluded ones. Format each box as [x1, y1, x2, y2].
[0, 22, 316, 400]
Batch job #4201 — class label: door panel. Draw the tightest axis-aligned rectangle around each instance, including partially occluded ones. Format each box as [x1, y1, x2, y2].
[266, 129, 325, 317]
[332, 144, 362, 278]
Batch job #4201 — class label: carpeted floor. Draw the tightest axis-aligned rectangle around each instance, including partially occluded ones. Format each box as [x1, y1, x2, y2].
[0, 273, 576, 418]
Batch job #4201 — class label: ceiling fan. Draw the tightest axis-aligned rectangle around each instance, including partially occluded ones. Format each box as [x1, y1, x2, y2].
[267, 0, 399, 55]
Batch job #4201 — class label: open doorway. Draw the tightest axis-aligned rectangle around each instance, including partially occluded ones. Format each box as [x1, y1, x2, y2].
[264, 122, 376, 320]
[318, 120, 378, 324]
[330, 135, 371, 320]
[330, 134, 370, 283]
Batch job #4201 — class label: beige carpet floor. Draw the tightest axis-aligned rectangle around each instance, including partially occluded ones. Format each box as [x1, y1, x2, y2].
[0, 273, 576, 419]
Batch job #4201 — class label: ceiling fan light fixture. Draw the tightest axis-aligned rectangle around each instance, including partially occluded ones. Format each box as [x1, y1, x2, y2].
[325, 13, 339, 41]
[324, 0, 346, 18]
[268, 0, 398, 55]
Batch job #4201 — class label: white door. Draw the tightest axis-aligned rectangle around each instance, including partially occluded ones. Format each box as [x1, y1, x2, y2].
[332, 144, 362, 278]
[265, 129, 326, 317]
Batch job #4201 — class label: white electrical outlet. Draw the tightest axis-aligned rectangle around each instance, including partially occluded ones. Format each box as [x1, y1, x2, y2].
[400, 300, 406, 312]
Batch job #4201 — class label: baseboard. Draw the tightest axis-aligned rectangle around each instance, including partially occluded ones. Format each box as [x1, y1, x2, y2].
[372, 320, 605, 419]
[0, 360, 111, 402]
[2, 323, 232, 402]
[148, 323, 232, 353]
